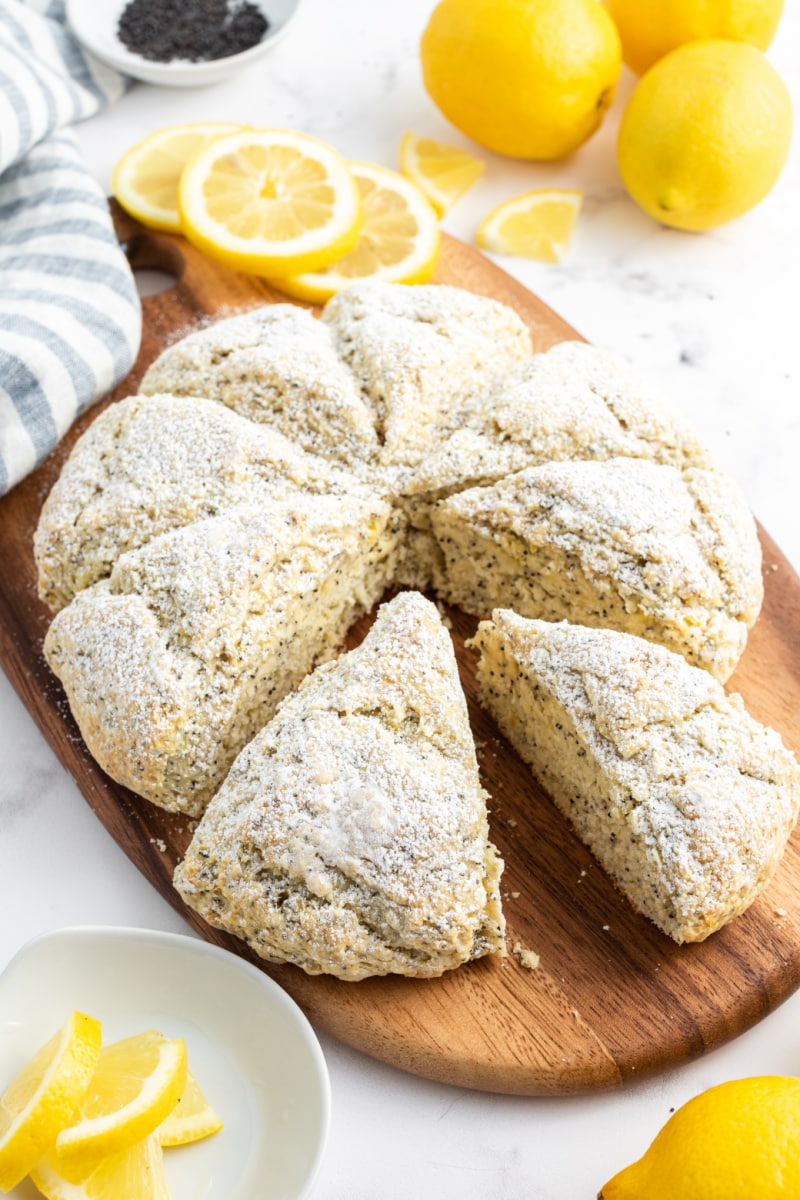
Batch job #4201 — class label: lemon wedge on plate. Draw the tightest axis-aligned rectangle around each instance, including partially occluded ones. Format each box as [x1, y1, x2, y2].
[270, 161, 440, 303]
[111, 121, 244, 233]
[399, 132, 484, 215]
[178, 128, 363, 276]
[53, 1030, 187, 1176]
[477, 189, 582, 263]
[32, 1133, 170, 1200]
[158, 1069, 223, 1147]
[0, 1011, 102, 1191]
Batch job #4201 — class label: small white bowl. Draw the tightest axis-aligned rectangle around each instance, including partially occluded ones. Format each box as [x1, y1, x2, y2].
[0, 926, 330, 1200]
[66, 0, 303, 88]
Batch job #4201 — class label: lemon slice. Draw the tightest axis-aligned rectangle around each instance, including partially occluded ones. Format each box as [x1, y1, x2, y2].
[157, 1069, 222, 1147]
[477, 189, 583, 263]
[111, 121, 244, 233]
[270, 161, 440, 303]
[0, 1012, 102, 1192]
[399, 132, 484, 215]
[31, 1134, 170, 1200]
[178, 128, 363, 276]
[53, 1030, 187, 1176]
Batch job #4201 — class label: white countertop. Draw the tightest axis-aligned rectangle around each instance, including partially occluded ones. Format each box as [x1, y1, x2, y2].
[2, 3, 799, 1197]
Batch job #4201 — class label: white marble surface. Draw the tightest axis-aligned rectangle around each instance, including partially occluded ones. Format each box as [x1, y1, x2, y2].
[2, 3, 799, 1197]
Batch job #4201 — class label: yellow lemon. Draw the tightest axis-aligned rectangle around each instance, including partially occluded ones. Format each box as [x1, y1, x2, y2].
[158, 1069, 223, 1147]
[605, 0, 784, 76]
[477, 188, 582, 262]
[32, 1134, 170, 1200]
[420, 0, 621, 160]
[617, 40, 792, 232]
[599, 1076, 800, 1199]
[0, 1012, 102, 1192]
[270, 161, 440, 303]
[53, 1030, 187, 1176]
[178, 128, 363, 277]
[111, 121, 244, 233]
[399, 132, 484, 215]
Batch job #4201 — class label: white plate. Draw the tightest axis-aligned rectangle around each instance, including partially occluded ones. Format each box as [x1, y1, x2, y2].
[65, 0, 304, 88]
[0, 926, 330, 1200]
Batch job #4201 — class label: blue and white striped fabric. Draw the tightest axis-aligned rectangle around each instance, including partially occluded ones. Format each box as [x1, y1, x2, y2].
[0, 0, 141, 496]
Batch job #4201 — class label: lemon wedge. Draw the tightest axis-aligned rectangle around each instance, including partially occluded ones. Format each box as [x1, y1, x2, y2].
[178, 128, 363, 276]
[31, 1134, 170, 1200]
[477, 189, 583, 263]
[157, 1069, 222, 1148]
[270, 161, 440, 303]
[399, 132, 484, 215]
[0, 1012, 102, 1192]
[53, 1030, 187, 1176]
[111, 121, 244, 233]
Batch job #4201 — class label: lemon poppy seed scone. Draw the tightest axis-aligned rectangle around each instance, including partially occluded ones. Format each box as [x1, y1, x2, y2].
[175, 592, 506, 979]
[140, 304, 380, 465]
[44, 493, 400, 815]
[432, 457, 762, 680]
[322, 280, 532, 467]
[35, 392, 381, 613]
[471, 613, 800, 942]
[397, 340, 713, 587]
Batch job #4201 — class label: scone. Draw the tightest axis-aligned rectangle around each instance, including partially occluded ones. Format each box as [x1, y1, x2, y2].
[322, 281, 532, 467]
[396, 340, 713, 588]
[432, 456, 763, 681]
[35, 392, 375, 612]
[470, 612, 800, 943]
[140, 304, 380, 464]
[44, 493, 399, 815]
[175, 591, 506, 980]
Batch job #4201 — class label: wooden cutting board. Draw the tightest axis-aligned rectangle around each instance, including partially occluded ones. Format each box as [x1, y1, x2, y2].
[2, 201, 800, 1096]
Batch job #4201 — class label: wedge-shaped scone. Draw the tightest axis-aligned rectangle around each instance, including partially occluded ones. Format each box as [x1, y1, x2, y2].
[35, 392, 374, 612]
[175, 591, 506, 979]
[471, 612, 800, 943]
[323, 281, 532, 467]
[140, 305, 380, 464]
[432, 457, 763, 681]
[44, 493, 399, 816]
[397, 340, 713, 588]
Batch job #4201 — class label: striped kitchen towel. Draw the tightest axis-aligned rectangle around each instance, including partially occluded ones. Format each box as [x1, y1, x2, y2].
[0, 0, 141, 497]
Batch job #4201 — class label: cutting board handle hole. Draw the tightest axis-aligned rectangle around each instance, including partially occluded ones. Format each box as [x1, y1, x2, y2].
[120, 232, 186, 298]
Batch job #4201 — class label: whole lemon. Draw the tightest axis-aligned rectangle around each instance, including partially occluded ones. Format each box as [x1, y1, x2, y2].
[617, 40, 792, 232]
[420, 0, 622, 160]
[606, 0, 784, 76]
[599, 1076, 800, 1199]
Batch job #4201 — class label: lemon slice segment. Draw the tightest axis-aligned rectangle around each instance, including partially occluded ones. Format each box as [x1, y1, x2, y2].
[157, 1068, 222, 1147]
[399, 131, 484, 215]
[0, 1011, 102, 1192]
[271, 161, 440, 303]
[31, 1134, 170, 1200]
[477, 189, 583, 263]
[53, 1030, 187, 1176]
[178, 128, 363, 276]
[111, 121, 244, 233]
